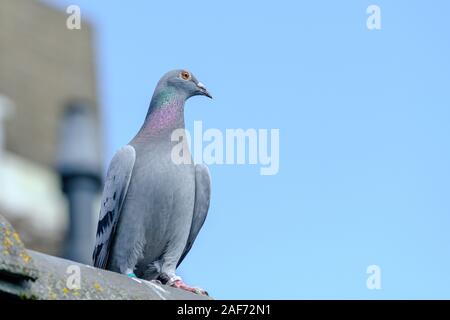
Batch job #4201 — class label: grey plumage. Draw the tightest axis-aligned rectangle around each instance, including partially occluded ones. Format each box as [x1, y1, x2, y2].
[93, 69, 212, 287]
[178, 164, 211, 267]
[92, 145, 135, 269]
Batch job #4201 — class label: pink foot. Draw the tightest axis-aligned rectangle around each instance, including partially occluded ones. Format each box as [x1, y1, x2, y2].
[171, 279, 209, 296]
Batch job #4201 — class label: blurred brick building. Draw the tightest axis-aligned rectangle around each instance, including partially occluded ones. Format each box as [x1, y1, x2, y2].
[0, 0, 102, 255]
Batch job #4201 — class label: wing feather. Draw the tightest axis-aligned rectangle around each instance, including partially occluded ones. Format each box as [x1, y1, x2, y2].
[177, 164, 211, 267]
[92, 145, 136, 268]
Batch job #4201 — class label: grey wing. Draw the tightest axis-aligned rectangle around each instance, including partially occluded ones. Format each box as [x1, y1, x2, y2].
[92, 145, 136, 269]
[177, 164, 211, 267]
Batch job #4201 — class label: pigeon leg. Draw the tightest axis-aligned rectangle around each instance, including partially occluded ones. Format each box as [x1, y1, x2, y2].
[125, 268, 137, 278]
[171, 279, 209, 296]
[157, 273, 208, 296]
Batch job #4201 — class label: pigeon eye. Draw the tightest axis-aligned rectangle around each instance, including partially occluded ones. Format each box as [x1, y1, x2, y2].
[180, 71, 191, 80]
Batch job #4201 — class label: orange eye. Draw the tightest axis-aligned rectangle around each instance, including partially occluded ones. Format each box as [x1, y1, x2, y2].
[180, 70, 191, 80]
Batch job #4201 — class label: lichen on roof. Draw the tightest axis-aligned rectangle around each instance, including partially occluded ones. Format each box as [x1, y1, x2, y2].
[0, 214, 39, 280]
[0, 214, 211, 300]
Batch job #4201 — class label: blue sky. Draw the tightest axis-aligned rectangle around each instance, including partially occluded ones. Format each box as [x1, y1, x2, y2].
[45, 0, 450, 299]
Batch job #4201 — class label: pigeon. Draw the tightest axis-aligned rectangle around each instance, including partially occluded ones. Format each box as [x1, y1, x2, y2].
[93, 69, 212, 295]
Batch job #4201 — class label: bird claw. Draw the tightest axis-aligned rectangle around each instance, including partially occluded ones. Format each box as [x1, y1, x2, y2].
[171, 279, 209, 296]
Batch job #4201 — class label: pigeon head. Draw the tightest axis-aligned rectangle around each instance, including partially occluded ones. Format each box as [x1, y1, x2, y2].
[142, 69, 212, 134]
[156, 69, 212, 100]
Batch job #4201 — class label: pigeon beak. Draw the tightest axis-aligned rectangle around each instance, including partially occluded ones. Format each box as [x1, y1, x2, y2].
[196, 82, 213, 99]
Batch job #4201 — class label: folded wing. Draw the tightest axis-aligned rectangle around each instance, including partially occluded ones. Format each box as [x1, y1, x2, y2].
[177, 164, 211, 267]
[92, 145, 136, 269]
